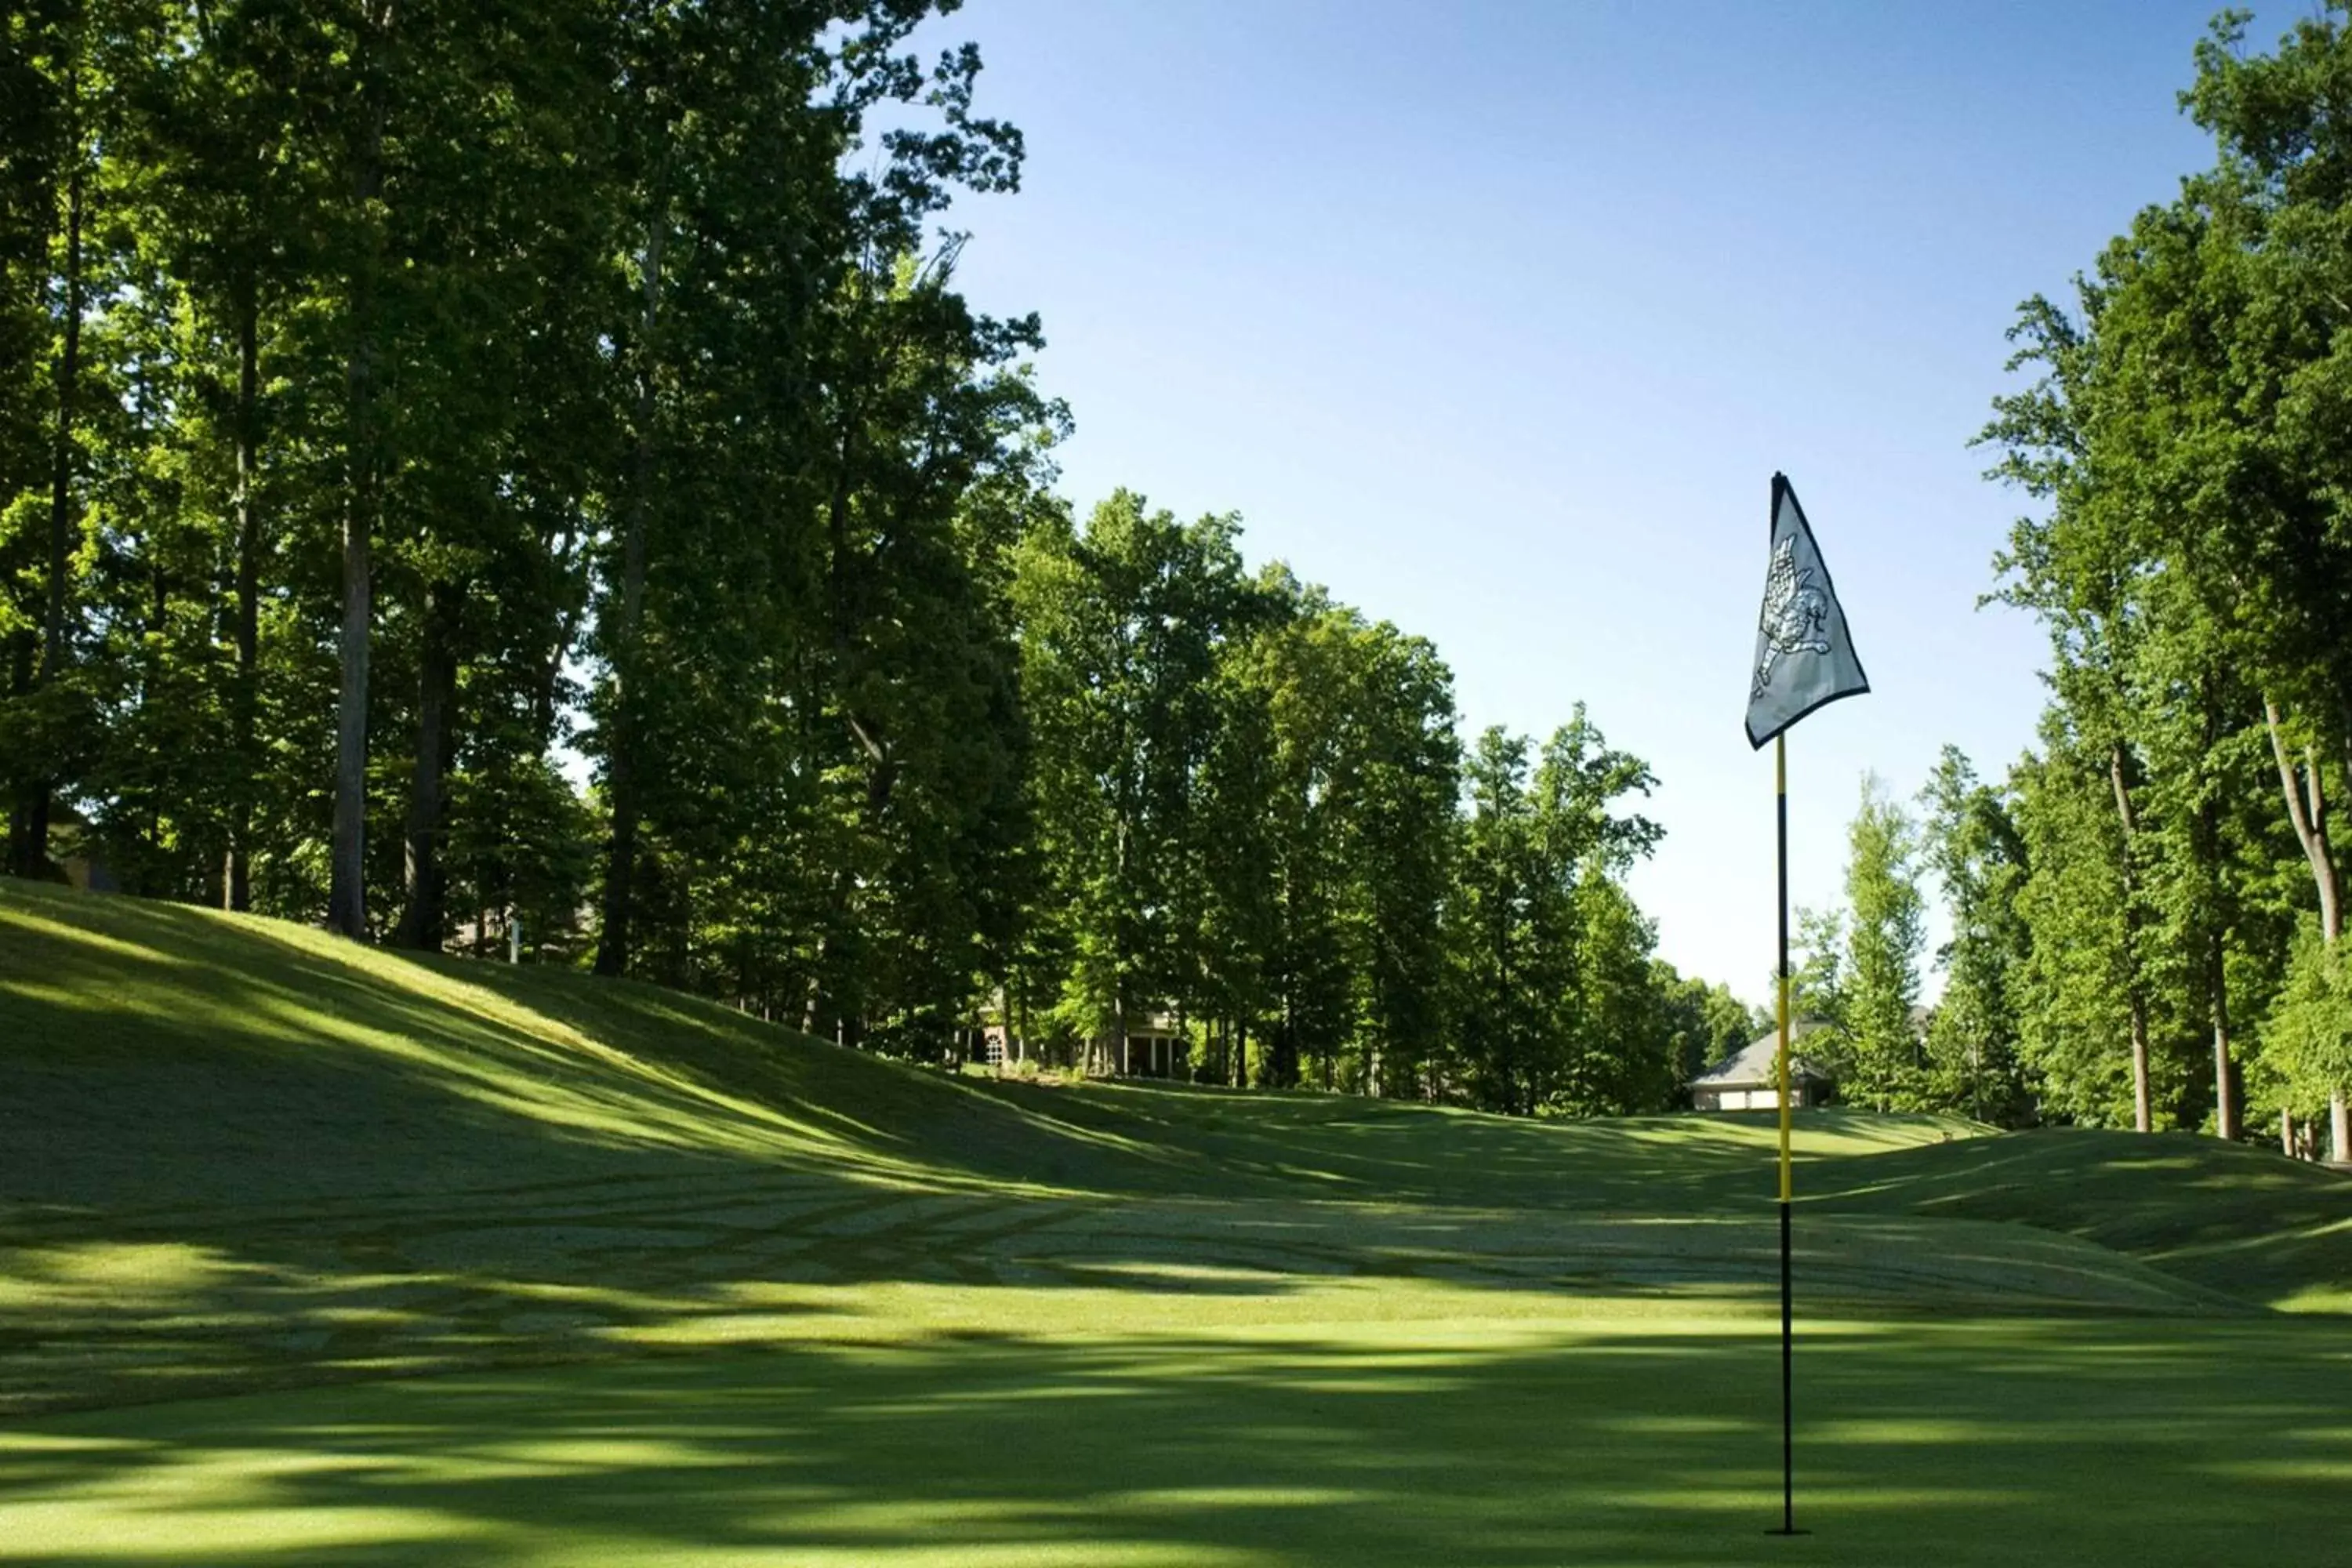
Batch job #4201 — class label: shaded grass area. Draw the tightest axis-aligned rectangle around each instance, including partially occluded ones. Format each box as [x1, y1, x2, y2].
[0, 879, 2265, 1415]
[0, 879, 1971, 1214]
[4, 878, 2351, 1561]
[2, 1308, 2346, 1566]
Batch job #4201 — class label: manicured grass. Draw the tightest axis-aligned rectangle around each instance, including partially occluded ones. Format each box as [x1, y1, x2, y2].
[2, 878, 2347, 1564]
[5, 1306, 2347, 1566]
[1799, 1125, 2352, 1312]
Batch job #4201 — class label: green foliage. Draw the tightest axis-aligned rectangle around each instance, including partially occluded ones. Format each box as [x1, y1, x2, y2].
[0, 0, 1750, 1120]
[1450, 713, 1666, 1116]
[1653, 964, 1762, 1087]
[2266, 925, 2352, 1112]
[1834, 772, 1927, 1109]
[1918, 748, 2036, 1126]
[1974, 6, 2352, 1147]
[1789, 903, 1847, 1029]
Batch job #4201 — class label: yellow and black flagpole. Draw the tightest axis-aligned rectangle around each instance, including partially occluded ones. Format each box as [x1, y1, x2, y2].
[1748, 471, 1864, 1537]
[1774, 731, 1797, 1537]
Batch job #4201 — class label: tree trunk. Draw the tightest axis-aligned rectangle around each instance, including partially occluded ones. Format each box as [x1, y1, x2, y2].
[2107, 741, 2154, 1134]
[17, 63, 86, 880]
[326, 463, 373, 935]
[2211, 961, 2238, 1143]
[533, 576, 584, 746]
[800, 862, 853, 1036]
[327, 4, 394, 940]
[1111, 806, 1131, 1080]
[5, 635, 33, 870]
[593, 198, 666, 978]
[2263, 699, 2347, 1159]
[224, 278, 260, 911]
[393, 579, 462, 950]
[2281, 1107, 2296, 1160]
[2198, 749, 2238, 1141]
[2265, 702, 2341, 941]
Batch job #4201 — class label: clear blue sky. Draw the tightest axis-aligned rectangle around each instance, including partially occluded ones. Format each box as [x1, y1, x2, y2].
[922, 0, 2271, 1007]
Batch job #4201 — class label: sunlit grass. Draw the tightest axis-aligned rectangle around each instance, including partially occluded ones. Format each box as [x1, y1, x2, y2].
[2, 1312, 2345, 1566]
[2, 878, 2349, 1563]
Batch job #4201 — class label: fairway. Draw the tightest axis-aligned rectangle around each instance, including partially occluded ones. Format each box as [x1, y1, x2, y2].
[19, 5, 2352, 1563]
[4, 880, 2350, 1565]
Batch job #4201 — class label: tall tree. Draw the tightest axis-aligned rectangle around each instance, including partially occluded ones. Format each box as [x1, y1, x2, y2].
[1919, 747, 2034, 1125]
[1835, 772, 1927, 1110]
[1448, 713, 1657, 1116]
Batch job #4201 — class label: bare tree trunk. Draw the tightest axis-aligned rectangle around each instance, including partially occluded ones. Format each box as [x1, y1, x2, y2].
[326, 489, 372, 935]
[1112, 810, 1130, 1079]
[2263, 699, 2348, 1159]
[2267, 702, 2342, 940]
[4, 635, 32, 869]
[2281, 1107, 2296, 1159]
[594, 198, 666, 977]
[2212, 967, 2238, 1143]
[224, 280, 260, 911]
[2200, 769, 2239, 1141]
[16, 60, 85, 880]
[327, 2, 395, 940]
[393, 579, 461, 949]
[2108, 742, 2154, 1133]
[800, 863, 854, 1036]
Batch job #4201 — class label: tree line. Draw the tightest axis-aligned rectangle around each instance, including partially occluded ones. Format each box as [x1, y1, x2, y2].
[1791, 10, 2352, 1160]
[1, 0, 1757, 1116]
[1008, 492, 1759, 1105]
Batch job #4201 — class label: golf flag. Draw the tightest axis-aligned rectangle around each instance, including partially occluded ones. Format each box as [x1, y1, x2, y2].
[1744, 474, 1867, 749]
[1747, 470, 1867, 1537]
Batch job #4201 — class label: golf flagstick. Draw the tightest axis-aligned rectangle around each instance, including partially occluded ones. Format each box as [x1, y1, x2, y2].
[1743, 473, 1869, 1538]
[1777, 731, 1795, 1536]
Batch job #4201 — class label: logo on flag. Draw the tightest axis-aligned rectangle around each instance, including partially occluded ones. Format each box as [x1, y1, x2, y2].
[1744, 474, 1867, 748]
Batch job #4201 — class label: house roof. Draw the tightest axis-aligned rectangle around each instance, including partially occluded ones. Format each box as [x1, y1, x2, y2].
[1690, 1022, 1835, 1090]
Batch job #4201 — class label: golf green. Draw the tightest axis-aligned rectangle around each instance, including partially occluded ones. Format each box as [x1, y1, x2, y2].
[5, 1300, 2347, 1566]
[2, 880, 2347, 1564]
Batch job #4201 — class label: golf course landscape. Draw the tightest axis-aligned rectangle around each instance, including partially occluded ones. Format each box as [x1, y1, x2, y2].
[20, 2, 2352, 1563]
[2, 877, 2347, 1566]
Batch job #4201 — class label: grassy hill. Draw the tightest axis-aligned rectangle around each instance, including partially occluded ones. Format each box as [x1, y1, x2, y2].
[1803, 1125, 2352, 1312]
[3, 877, 2339, 1414]
[0, 877, 1963, 1211]
[4, 878, 2350, 1566]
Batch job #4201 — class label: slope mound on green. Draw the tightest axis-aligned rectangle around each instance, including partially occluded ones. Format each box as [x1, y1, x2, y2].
[1802, 1125, 2352, 1312]
[0, 878, 1962, 1212]
[0, 876, 2340, 1424]
[5, 880, 2352, 1566]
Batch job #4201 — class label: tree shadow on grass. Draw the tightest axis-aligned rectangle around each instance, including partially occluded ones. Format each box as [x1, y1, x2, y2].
[2, 879, 1962, 1221]
[0, 881, 2322, 1428]
[0, 885, 981, 1206]
[0, 1315, 2346, 1567]
[0, 1179, 2245, 1418]
[956, 1077, 1870, 1210]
